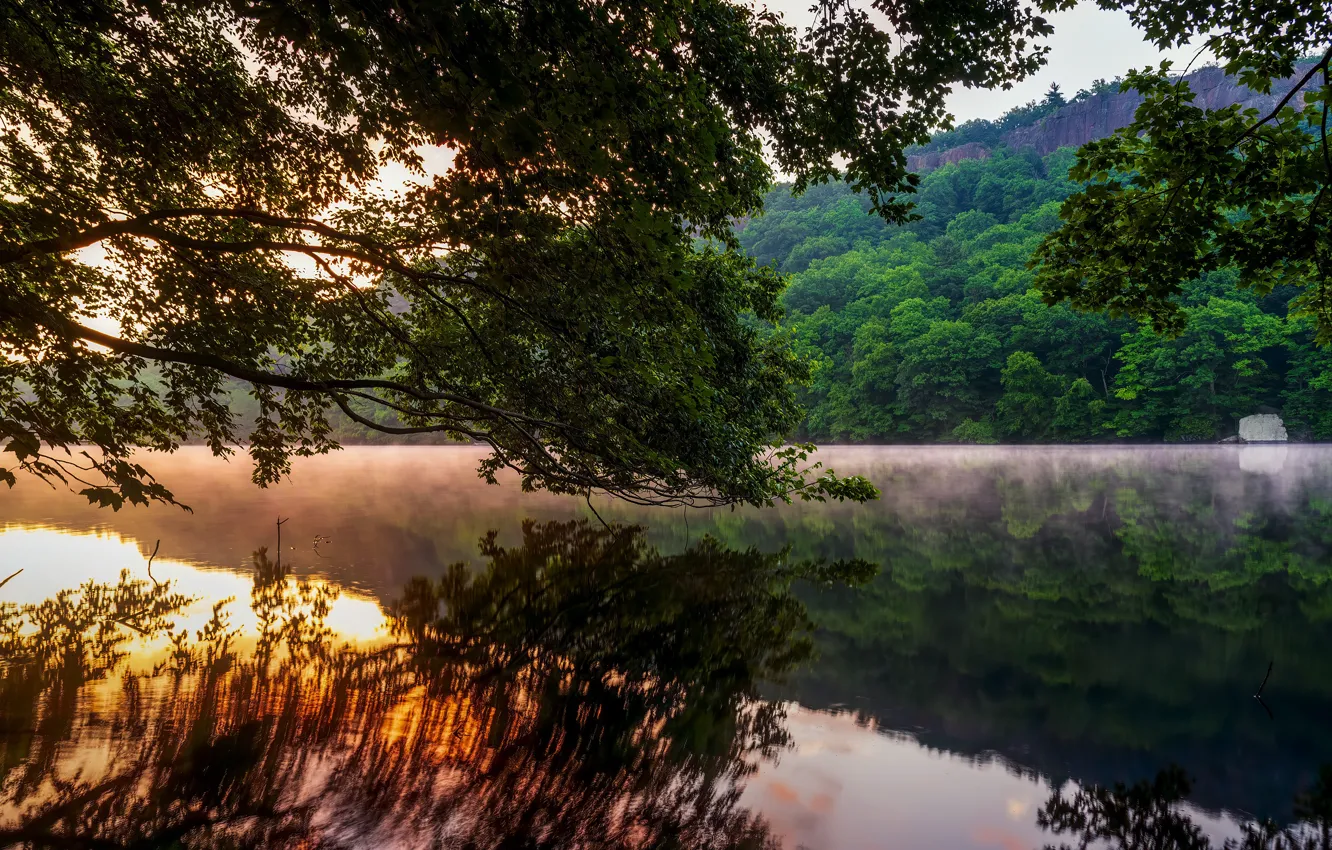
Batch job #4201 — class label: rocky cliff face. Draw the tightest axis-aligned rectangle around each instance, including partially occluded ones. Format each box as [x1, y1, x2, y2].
[908, 63, 1312, 172]
[1000, 87, 1144, 155]
[904, 142, 992, 171]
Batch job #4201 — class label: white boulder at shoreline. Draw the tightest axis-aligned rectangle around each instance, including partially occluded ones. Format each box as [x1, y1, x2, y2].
[1237, 414, 1289, 443]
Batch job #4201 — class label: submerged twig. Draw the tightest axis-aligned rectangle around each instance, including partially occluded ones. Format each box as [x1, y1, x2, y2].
[1254, 694, 1274, 720]
[276, 516, 289, 568]
[146, 539, 162, 587]
[1255, 659, 1273, 698]
[1253, 659, 1275, 720]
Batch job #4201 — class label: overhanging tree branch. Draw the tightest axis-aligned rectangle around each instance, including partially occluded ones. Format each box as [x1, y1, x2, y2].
[57, 319, 560, 429]
[1, 208, 567, 357]
[1232, 45, 1332, 148]
[0, 207, 437, 267]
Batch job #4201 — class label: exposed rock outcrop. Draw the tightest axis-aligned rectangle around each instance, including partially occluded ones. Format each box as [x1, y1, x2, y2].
[910, 62, 1316, 173]
[1001, 88, 1144, 155]
[905, 142, 991, 173]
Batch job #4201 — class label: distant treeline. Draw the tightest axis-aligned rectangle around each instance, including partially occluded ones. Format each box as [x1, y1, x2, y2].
[740, 145, 1332, 443]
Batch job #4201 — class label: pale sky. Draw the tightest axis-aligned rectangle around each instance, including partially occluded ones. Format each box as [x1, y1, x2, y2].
[762, 1, 1210, 124]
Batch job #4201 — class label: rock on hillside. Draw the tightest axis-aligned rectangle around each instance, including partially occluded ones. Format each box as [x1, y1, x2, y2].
[903, 142, 992, 171]
[908, 63, 1315, 172]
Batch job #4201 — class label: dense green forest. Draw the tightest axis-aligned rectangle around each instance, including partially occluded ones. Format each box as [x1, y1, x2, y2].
[741, 145, 1332, 443]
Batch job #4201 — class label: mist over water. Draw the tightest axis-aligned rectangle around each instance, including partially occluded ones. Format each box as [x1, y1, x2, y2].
[2, 445, 1330, 848]
[6, 444, 1328, 581]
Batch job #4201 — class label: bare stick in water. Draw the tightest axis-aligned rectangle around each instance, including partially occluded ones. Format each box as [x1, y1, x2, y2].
[146, 539, 162, 587]
[1253, 659, 1275, 720]
[584, 494, 609, 529]
[276, 516, 289, 568]
[0, 569, 22, 590]
[1255, 659, 1274, 698]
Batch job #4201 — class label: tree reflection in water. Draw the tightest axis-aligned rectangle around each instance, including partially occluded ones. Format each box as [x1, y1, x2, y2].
[0, 520, 874, 849]
[1038, 766, 1332, 850]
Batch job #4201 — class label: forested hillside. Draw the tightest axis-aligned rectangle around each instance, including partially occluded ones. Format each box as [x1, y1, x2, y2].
[740, 145, 1332, 443]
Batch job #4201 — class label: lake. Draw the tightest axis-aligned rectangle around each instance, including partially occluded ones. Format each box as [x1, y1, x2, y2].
[2, 445, 1330, 849]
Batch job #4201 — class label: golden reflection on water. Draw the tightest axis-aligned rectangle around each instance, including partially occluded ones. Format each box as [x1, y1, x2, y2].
[0, 520, 819, 849]
[0, 525, 390, 648]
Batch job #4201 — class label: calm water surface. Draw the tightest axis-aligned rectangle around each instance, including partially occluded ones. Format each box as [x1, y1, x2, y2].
[2, 445, 1330, 849]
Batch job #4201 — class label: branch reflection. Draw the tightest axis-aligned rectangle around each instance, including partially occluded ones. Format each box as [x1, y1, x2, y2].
[1039, 766, 1332, 850]
[0, 520, 874, 849]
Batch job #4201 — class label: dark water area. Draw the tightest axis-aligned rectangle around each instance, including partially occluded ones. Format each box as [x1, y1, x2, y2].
[2, 445, 1331, 849]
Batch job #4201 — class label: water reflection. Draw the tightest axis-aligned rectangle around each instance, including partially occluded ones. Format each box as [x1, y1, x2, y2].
[6, 446, 1332, 844]
[0, 527, 387, 648]
[0, 521, 872, 849]
[766, 449, 1332, 823]
[1037, 767, 1332, 849]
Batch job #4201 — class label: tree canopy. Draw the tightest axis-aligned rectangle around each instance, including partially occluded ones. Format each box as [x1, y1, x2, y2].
[1034, 0, 1332, 342]
[0, 0, 1069, 508]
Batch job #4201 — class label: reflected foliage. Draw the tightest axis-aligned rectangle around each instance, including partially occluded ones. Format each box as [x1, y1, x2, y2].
[0, 521, 870, 849]
[599, 450, 1332, 818]
[1039, 766, 1332, 850]
[0, 570, 193, 677]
